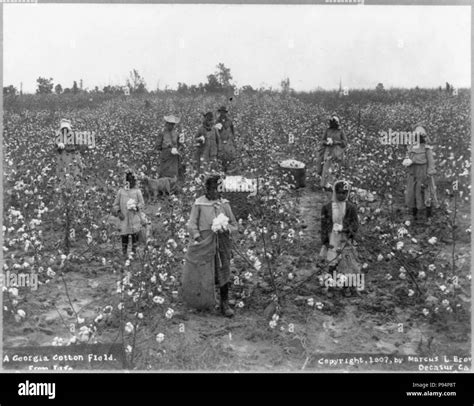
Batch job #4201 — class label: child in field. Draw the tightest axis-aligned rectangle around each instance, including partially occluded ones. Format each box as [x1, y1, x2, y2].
[320, 180, 360, 296]
[112, 170, 145, 256]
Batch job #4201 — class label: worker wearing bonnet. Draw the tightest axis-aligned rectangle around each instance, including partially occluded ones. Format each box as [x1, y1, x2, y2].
[156, 115, 183, 180]
[55, 119, 85, 184]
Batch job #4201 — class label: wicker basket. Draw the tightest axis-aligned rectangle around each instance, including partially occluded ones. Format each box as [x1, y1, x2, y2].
[279, 165, 306, 188]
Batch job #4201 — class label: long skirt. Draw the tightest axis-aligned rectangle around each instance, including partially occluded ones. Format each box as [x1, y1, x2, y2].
[56, 151, 83, 183]
[424, 175, 440, 209]
[320, 232, 360, 275]
[320, 147, 344, 188]
[405, 164, 428, 210]
[181, 230, 231, 310]
[159, 147, 179, 179]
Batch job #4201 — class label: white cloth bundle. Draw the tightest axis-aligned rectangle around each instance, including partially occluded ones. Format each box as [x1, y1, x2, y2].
[221, 176, 257, 193]
[280, 159, 305, 169]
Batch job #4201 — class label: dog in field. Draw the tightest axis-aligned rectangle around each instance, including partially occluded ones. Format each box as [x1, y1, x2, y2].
[141, 176, 177, 202]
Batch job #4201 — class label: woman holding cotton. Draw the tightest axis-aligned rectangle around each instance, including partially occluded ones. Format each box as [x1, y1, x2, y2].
[194, 112, 220, 174]
[181, 175, 238, 317]
[55, 119, 85, 185]
[156, 115, 182, 180]
[319, 115, 347, 190]
[402, 126, 438, 220]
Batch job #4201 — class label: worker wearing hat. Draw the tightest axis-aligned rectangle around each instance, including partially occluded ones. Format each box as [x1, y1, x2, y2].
[194, 111, 219, 174]
[156, 115, 182, 180]
[215, 106, 237, 174]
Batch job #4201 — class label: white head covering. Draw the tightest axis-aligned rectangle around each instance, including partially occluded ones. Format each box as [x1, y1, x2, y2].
[60, 119, 72, 131]
[164, 115, 180, 124]
[331, 180, 350, 225]
[332, 180, 350, 202]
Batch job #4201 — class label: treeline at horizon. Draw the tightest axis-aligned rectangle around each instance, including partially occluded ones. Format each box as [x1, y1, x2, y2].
[3, 86, 469, 113]
[3, 63, 468, 109]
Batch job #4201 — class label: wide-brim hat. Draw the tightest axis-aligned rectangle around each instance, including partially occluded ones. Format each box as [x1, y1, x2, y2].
[164, 115, 180, 124]
[217, 106, 228, 113]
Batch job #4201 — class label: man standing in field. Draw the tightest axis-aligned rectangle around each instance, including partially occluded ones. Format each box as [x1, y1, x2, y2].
[194, 112, 219, 174]
[156, 115, 182, 181]
[215, 106, 237, 174]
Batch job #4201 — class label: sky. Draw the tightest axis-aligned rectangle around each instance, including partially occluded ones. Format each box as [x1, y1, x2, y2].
[3, 4, 471, 93]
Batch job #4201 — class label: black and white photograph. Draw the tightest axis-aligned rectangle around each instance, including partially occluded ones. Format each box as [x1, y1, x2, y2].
[1, 2, 471, 374]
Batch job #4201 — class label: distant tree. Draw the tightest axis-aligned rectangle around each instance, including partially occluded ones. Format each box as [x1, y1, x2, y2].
[103, 85, 123, 95]
[36, 77, 54, 94]
[203, 63, 234, 93]
[215, 63, 233, 88]
[63, 88, 71, 94]
[72, 81, 79, 94]
[241, 85, 255, 93]
[127, 69, 147, 94]
[376, 82, 385, 92]
[54, 84, 63, 94]
[3, 85, 18, 96]
[177, 82, 189, 94]
[205, 74, 222, 92]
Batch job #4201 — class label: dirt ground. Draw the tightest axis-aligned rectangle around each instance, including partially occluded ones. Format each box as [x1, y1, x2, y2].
[3, 186, 471, 371]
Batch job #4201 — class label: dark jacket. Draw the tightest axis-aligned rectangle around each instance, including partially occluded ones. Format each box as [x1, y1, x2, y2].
[320, 201, 358, 246]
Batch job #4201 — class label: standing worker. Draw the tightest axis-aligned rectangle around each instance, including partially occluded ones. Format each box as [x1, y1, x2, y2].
[403, 126, 437, 220]
[194, 112, 219, 174]
[156, 115, 182, 182]
[318, 115, 347, 190]
[55, 119, 85, 186]
[181, 175, 238, 317]
[215, 106, 237, 174]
